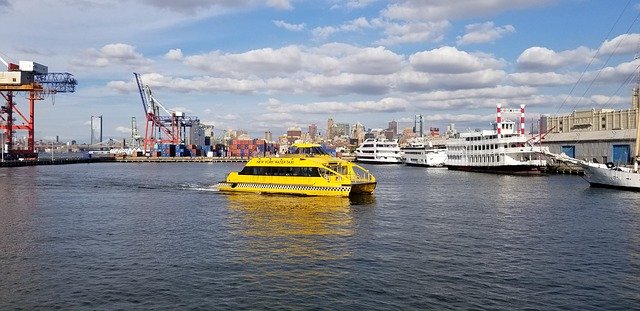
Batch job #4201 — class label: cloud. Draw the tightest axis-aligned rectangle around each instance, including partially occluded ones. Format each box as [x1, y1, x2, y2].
[456, 21, 515, 45]
[374, 19, 450, 45]
[273, 20, 305, 31]
[265, 97, 409, 114]
[599, 33, 640, 55]
[516, 46, 594, 72]
[165, 48, 184, 60]
[330, 0, 378, 9]
[410, 46, 504, 73]
[508, 71, 578, 86]
[267, 0, 294, 10]
[73, 43, 153, 70]
[312, 17, 373, 40]
[381, 0, 556, 21]
[115, 126, 131, 134]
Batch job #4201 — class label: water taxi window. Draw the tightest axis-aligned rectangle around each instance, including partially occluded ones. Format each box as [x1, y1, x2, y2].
[239, 166, 321, 177]
[290, 146, 329, 155]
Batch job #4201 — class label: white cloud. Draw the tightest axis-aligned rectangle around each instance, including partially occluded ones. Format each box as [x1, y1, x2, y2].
[115, 126, 131, 134]
[381, 0, 556, 21]
[266, 0, 294, 10]
[517, 46, 595, 72]
[456, 21, 515, 45]
[265, 97, 409, 114]
[165, 48, 184, 60]
[508, 71, 578, 86]
[273, 20, 305, 31]
[599, 33, 640, 55]
[410, 46, 504, 74]
[312, 17, 373, 41]
[374, 19, 450, 45]
[73, 43, 153, 70]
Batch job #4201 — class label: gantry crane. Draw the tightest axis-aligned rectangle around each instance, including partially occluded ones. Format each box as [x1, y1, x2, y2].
[0, 54, 77, 159]
[133, 72, 199, 155]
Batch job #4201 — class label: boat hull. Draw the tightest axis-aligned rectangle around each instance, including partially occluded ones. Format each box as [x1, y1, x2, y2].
[356, 158, 402, 164]
[446, 165, 546, 175]
[217, 181, 376, 196]
[580, 163, 640, 191]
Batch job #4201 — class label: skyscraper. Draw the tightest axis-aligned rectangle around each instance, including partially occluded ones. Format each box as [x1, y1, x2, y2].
[90, 115, 102, 145]
[308, 123, 318, 142]
[327, 117, 335, 139]
[388, 120, 398, 137]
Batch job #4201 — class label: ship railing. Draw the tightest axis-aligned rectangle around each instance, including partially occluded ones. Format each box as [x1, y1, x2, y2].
[320, 163, 375, 183]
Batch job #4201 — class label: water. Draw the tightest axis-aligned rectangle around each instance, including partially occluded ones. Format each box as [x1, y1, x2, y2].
[0, 163, 638, 310]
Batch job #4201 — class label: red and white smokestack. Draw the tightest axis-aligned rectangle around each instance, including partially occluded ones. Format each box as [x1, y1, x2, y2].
[520, 104, 526, 135]
[496, 103, 502, 137]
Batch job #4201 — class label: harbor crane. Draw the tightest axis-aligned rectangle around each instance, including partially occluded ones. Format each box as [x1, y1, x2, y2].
[133, 72, 199, 154]
[0, 54, 77, 159]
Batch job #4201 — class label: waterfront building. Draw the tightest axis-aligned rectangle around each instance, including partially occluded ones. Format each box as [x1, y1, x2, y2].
[413, 115, 424, 137]
[352, 122, 365, 145]
[541, 88, 639, 164]
[90, 115, 102, 145]
[335, 123, 350, 137]
[286, 126, 302, 144]
[327, 118, 335, 140]
[308, 124, 318, 142]
[388, 120, 398, 137]
[264, 131, 273, 143]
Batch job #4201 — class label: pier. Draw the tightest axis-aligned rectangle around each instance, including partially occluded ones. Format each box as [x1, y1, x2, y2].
[115, 156, 248, 163]
[0, 157, 114, 167]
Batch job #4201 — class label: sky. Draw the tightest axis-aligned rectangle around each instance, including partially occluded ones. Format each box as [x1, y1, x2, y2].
[1, 0, 640, 143]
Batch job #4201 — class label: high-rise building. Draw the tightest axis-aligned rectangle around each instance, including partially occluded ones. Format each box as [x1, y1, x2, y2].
[352, 122, 365, 144]
[264, 131, 273, 142]
[308, 124, 317, 141]
[413, 115, 424, 137]
[90, 115, 102, 145]
[388, 120, 398, 137]
[286, 126, 302, 144]
[327, 118, 335, 139]
[335, 123, 350, 137]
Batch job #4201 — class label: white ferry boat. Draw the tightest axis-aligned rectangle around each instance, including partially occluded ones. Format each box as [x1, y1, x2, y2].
[355, 138, 402, 164]
[401, 138, 447, 167]
[445, 104, 548, 175]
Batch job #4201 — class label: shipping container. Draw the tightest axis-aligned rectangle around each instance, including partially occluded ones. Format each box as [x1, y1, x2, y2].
[18, 61, 48, 75]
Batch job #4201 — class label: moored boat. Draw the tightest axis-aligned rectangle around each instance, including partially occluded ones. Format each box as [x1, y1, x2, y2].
[445, 104, 548, 175]
[355, 138, 402, 164]
[216, 143, 376, 196]
[401, 138, 447, 167]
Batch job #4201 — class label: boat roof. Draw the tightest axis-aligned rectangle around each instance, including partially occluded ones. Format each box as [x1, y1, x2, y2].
[291, 142, 322, 148]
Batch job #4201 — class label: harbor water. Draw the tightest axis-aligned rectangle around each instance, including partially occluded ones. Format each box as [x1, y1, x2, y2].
[0, 163, 638, 309]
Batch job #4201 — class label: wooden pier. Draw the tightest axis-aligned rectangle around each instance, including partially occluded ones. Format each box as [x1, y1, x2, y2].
[546, 162, 584, 175]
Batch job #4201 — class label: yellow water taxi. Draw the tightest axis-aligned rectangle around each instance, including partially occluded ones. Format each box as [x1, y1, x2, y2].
[217, 143, 376, 196]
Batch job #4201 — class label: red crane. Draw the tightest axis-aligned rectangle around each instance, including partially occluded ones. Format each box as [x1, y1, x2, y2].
[133, 72, 199, 155]
[0, 55, 77, 159]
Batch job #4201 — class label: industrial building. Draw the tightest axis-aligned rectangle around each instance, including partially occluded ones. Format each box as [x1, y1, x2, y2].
[540, 88, 639, 165]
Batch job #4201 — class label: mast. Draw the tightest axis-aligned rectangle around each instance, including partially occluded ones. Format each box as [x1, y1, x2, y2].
[634, 82, 640, 171]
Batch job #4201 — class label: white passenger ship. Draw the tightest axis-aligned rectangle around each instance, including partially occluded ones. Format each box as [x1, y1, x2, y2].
[355, 138, 403, 164]
[445, 104, 548, 175]
[401, 138, 447, 167]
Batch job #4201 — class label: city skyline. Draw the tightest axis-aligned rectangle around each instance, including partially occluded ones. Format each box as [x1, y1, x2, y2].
[2, 1, 640, 143]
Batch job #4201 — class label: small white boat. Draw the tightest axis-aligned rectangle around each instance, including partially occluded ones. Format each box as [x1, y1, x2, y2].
[355, 138, 402, 164]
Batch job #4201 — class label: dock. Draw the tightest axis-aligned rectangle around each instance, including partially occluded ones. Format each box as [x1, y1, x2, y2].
[546, 162, 584, 175]
[114, 156, 248, 163]
[0, 157, 114, 167]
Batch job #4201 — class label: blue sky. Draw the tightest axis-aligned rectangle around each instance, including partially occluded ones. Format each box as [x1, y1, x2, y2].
[1, 0, 640, 143]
